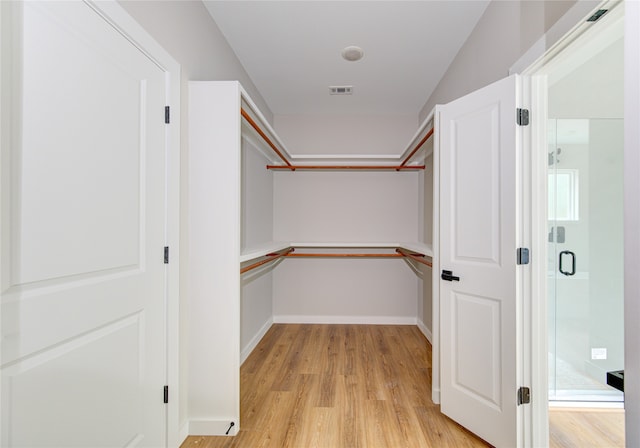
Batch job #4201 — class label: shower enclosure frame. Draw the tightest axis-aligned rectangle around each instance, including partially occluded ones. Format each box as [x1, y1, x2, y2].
[546, 117, 624, 404]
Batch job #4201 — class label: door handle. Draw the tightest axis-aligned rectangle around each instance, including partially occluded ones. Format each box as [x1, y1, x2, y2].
[559, 250, 576, 276]
[441, 270, 460, 282]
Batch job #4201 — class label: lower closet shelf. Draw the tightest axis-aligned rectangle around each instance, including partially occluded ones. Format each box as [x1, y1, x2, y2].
[240, 243, 433, 274]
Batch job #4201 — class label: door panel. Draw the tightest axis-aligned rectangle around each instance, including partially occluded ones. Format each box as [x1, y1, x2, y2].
[453, 292, 502, 409]
[1, 2, 168, 446]
[439, 75, 520, 448]
[452, 105, 501, 264]
[18, 0, 144, 284]
[5, 314, 143, 446]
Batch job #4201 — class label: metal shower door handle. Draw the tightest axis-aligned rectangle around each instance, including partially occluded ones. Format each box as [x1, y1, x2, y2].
[559, 250, 576, 276]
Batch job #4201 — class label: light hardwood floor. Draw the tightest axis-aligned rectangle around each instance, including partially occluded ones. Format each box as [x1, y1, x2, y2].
[181, 324, 489, 448]
[181, 324, 624, 448]
[549, 407, 624, 448]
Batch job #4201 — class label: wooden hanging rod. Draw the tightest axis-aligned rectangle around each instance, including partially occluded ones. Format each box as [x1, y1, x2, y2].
[240, 247, 432, 273]
[240, 248, 294, 274]
[285, 253, 404, 258]
[240, 108, 293, 169]
[266, 165, 425, 171]
[398, 127, 434, 170]
[396, 248, 433, 268]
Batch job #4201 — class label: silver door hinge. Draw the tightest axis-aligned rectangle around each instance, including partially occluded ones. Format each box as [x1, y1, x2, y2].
[516, 108, 529, 126]
[517, 248, 529, 265]
[165, 106, 170, 124]
[164, 246, 169, 264]
[517, 386, 531, 405]
[163, 385, 169, 404]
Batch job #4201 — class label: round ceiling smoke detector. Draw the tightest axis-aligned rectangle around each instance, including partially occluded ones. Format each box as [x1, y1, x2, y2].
[341, 46, 364, 62]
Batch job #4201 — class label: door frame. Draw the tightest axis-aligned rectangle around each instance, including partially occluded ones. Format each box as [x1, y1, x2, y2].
[515, 0, 627, 446]
[0, 1, 181, 445]
[624, 1, 640, 445]
[431, 0, 629, 446]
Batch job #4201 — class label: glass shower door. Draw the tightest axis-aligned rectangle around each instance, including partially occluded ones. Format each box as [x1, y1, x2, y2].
[548, 118, 624, 402]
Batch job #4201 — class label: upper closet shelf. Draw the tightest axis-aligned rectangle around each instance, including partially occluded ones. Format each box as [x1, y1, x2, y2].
[237, 243, 431, 266]
[240, 241, 292, 263]
[398, 242, 433, 258]
[290, 242, 401, 248]
[290, 242, 432, 256]
[239, 84, 434, 171]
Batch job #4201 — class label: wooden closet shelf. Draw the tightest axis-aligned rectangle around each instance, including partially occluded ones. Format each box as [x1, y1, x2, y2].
[284, 253, 404, 258]
[240, 248, 294, 274]
[241, 108, 292, 168]
[266, 165, 425, 171]
[240, 107, 433, 171]
[240, 245, 433, 274]
[240, 242, 292, 262]
[399, 127, 434, 169]
[396, 248, 433, 267]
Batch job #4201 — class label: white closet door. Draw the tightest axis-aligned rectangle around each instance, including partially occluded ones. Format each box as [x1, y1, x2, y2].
[438, 75, 522, 448]
[1, 2, 169, 446]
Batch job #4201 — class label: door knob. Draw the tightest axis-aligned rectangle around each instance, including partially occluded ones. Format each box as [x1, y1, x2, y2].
[441, 270, 460, 282]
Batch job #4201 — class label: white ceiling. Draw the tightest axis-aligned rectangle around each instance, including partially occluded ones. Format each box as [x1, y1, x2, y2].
[203, 1, 490, 116]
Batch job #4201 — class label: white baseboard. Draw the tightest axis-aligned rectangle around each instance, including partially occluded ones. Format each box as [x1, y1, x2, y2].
[432, 387, 440, 405]
[273, 315, 418, 325]
[188, 419, 238, 436]
[241, 317, 274, 365]
[417, 319, 432, 343]
[178, 421, 190, 446]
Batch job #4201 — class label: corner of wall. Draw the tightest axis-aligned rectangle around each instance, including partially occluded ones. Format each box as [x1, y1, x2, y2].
[241, 317, 274, 364]
[417, 319, 433, 344]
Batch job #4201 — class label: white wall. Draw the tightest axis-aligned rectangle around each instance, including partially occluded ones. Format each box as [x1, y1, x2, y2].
[272, 170, 420, 322]
[419, 0, 589, 119]
[274, 171, 419, 243]
[271, 114, 426, 324]
[241, 138, 275, 361]
[119, 1, 272, 121]
[421, 152, 434, 339]
[273, 258, 419, 323]
[274, 114, 417, 156]
[242, 139, 274, 251]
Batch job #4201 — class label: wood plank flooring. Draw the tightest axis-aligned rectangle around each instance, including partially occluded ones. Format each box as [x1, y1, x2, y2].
[181, 323, 625, 448]
[181, 324, 489, 448]
[549, 407, 624, 448]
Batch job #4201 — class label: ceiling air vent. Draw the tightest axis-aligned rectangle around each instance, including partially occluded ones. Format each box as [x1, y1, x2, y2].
[329, 86, 353, 95]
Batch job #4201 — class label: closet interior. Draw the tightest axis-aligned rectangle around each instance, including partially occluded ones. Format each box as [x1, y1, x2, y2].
[187, 80, 435, 435]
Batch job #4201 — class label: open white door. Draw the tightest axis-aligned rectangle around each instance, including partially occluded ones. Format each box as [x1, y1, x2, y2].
[1, 1, 176, 446]
[438, 75, 523, 448]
